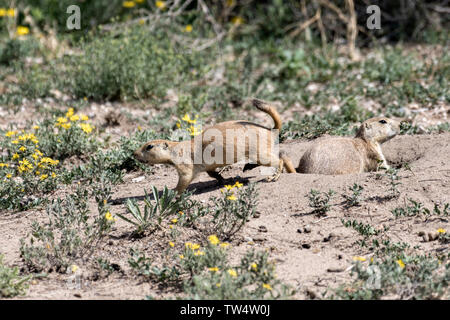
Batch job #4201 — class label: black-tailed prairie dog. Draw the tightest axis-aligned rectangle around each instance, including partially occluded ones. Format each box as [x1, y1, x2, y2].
[297, 117, 400, 175]
[134, 99, 296, 193]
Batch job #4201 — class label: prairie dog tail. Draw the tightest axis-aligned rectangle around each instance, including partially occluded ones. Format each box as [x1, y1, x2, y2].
[252, 98, 282, 131]
[280, 151, 296, 173]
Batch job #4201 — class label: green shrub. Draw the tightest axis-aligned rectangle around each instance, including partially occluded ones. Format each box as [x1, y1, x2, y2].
[0, 255, 31, 298]
[20, 184, 115, 273]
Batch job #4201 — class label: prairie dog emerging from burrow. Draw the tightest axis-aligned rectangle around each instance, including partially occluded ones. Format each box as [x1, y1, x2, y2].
[297, 117, 400, 175]
[134, 99, 296, 193]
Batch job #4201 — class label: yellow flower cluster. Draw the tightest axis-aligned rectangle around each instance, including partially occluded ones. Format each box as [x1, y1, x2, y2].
[16, 26, 29, 36]
[55, 108, 92, 133]
[222, 181, 243, 200]
[0, 8, 16, 17]
[105, 211, 116, 221]
[177, 114, 202, 137]
[3, 128, 59, 181]
[155, 1, 166, 9]
[122, 0, 144, 8]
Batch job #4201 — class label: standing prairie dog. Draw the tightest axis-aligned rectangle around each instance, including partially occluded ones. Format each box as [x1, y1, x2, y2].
[297, 117, 400, 175]
[134, 99, 296, 193]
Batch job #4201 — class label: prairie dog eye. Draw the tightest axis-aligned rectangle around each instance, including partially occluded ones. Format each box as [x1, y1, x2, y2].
[145, 145, 154, 151]
[379, 119, 387, 124]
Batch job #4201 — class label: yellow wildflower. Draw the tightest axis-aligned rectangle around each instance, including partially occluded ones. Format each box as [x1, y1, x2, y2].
[5, 131, 17, 137]
[184, 25, 193, 33]
[155, 1, 166, 9]
[11, 140, 19, 144]
[0, 8, 6, 17]
[61, 123, 71, 129]
[397, 259, 405, 269]
[220, 242, 230, 249]
[0, 163, 9, 168]
[231, 16, 244, 26]
[33, 125, 40, 130]
[171, 218, 178, 224]
[353, 256, 367, 262]
[208, 235, 220, 246]
[123, 1, 135, 8]
[169, 225, 174, 229]
[178, 211, 184, 215]
[71, 265, 79, 273]
[16, 26, 30, 36]
[216, 283, 221, 287]
[7, 8, 15, 17]
[251, 263, 258, 271]
[40, 174, 48, 181]
[188, 126, 201, 136]
[227, 269, 237, 277]
[179, 254, 184, 259]
[437, 228, 446, 234]
[169, 241, 175, 248]
[70, 115, 80, 122]
[227, 194, 237, 201]
[233, 181, 243, 188]
[208, 267, 219, 272]
[226, 0, 235, 7]
[6, 173, 12, 179]
[194, 250, 205, 256]
[80, 114, 89, 121]
[51, 172, 56, 178]
[56, 117, 68, 126]
[224, 184, 234, 191]
[80, 123, 93, 134]
[105, 211, 115, 221]
[262, 283, 272, 290]
[19, 146, 26, 152]
[12, 153, 19, 160]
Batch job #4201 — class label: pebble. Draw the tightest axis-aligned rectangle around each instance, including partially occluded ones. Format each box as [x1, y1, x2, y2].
[301, 243, 311, 249]
[132, 176, 145, 183]
[258, 225, 268, 233]
[304, 225, 312, 233]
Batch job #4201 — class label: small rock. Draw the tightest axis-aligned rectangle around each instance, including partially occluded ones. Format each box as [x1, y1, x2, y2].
[244, 236, 253, 242]
[418, 231, 425, 236]
[258, 225, 268, 233]
[132, 176, 145, 183]
[304, 225, 312, 233]
[74, 293, 82, 298]
[301, 243, 311, 249]
[253, 236, 266, 243]
[297, 228, 302, 234]
[253, 211, 261, 218]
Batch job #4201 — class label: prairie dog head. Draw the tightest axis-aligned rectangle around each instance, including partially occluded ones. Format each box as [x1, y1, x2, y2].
[134, 140, 173, 164]
[356, 117, 400, 144]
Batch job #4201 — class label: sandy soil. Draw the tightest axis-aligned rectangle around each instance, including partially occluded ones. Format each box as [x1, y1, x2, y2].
[1, 126, 449, 299]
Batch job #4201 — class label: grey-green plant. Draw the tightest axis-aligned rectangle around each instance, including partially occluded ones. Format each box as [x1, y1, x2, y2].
[0, 255, 31, 298]
[307, 189, 336, 215]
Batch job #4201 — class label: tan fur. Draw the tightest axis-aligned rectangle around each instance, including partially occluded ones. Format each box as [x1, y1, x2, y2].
[297, 117, 400, 174]
[134, 99, 295, 193]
